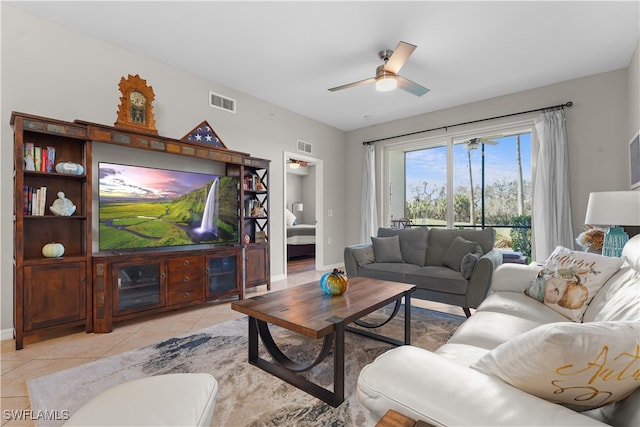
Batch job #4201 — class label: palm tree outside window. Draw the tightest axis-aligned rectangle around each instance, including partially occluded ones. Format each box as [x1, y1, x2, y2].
[389, 130, 532, 259]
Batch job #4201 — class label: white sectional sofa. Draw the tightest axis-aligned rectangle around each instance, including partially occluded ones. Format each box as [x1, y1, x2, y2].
[357, 235, 640, 426]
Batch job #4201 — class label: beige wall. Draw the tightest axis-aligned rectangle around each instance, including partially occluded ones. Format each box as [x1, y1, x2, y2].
[628, 42, 640, 138]
[0, 5, 348, 335]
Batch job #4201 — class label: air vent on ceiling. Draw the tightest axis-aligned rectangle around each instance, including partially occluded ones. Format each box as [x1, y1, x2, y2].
[209, 91, 236, 113]
[297, 139, 312, 154]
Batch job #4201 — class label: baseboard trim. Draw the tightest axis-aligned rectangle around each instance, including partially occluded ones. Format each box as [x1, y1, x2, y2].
[1, 328, 14, 341]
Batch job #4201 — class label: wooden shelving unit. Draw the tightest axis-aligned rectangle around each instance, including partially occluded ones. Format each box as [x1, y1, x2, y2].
[11, 112, 271, 347]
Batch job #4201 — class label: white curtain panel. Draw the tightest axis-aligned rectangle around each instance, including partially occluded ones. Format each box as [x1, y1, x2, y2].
[532, 109, 574, 260]
[360, 143, 378, 243]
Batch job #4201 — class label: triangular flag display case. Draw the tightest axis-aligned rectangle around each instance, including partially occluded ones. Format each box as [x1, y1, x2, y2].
[10, 111, 270, 349]
[181, 120, 226, 148]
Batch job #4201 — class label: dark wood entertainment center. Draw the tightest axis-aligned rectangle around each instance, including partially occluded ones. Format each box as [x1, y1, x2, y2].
[11, 112, 270, 348]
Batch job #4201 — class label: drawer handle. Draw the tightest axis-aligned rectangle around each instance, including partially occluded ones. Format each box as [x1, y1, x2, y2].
[183, 260, 190, 267]
[183, 276, 190, 283]
[183, 291, 190, 299]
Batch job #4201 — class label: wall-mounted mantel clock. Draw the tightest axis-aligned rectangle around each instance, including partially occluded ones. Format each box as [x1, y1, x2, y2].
[114, 74, 158, 134]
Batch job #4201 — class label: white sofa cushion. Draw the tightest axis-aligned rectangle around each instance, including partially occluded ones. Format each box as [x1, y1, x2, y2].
[524, 247, 623, 322]
[476, 291, 571, 324]
[471, 321, 640, 410]
[583, 267, 640, 322]
[446, 310, 562, 350]
[358, 345, 608, 427]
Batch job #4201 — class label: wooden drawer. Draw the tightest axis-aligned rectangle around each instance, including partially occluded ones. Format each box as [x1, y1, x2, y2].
[167, 283, 203, 305]
[168, 256, 203, 287]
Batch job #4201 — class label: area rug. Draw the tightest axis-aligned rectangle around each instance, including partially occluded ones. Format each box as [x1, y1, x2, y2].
[28, 305, 465, 427]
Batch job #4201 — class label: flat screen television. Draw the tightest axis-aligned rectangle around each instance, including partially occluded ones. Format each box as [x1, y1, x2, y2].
[98, 162, 239, 251]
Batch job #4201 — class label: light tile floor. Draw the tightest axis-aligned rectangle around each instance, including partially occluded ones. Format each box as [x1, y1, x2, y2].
[0, 267, 465, 427]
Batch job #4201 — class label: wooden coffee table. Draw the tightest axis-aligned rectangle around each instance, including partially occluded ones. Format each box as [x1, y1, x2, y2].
[231, 277, 415, 407]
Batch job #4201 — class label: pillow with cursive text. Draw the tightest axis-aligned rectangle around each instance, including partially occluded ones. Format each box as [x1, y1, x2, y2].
[471, 321, 640, 410]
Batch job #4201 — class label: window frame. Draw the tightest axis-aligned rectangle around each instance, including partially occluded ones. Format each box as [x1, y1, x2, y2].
[380, 119, 535, 229]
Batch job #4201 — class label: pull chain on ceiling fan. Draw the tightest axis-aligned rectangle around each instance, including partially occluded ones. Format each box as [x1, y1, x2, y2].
[328, 41, 430, 97]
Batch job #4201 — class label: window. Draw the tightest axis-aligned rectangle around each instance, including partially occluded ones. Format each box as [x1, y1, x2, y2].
[387, 127, 532, 257]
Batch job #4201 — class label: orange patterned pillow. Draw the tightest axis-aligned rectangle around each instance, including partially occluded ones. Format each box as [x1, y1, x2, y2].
[524, 246, 623, 321]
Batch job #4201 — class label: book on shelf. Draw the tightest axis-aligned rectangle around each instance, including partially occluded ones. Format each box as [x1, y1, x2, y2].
[24, 186, 47, 215]
[34, 146, 42, 172]
[41, 149, 48, 172]
[46, 146, 56, 172]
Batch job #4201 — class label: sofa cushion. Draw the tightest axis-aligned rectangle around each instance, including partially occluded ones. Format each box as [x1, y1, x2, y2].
[443, 236, 482, 272]
[471, 321, 640, 411]
[407, 266, 468, 294]
[371, 235, 403, 263]
[523, 246, 623, 322]
[435, 342, 491, 367]
[447, 310, 562, 350]
[582, 267, 640, 322]
[378, 227, 429, 266]
[359, 262, 421, 283]
[476, 292, 571, 324]
[426, 228, 495, 266]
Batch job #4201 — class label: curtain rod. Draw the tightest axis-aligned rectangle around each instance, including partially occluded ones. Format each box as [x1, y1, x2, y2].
[362, 101, 573, 145]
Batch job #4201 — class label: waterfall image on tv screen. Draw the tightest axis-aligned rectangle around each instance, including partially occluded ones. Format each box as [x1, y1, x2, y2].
[98, 162, 238, 251]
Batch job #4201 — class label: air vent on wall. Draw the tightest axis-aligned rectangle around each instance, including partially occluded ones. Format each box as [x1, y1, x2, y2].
[209, 91, 236, 113]
[297, 139, 312, 154]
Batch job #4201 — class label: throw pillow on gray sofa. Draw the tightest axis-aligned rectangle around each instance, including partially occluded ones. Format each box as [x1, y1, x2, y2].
[377, 227, 429, 266]
[371, 235, 403, 263]
[460, 253, 481, 279]
[443, 236, 482, 272]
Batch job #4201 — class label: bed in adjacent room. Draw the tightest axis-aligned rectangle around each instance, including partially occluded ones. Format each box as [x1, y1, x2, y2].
[286, 209, 316, 260]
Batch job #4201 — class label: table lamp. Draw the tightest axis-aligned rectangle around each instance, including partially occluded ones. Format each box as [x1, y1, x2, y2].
[292, 201, 303, 212]
[584, 191, 640, 257]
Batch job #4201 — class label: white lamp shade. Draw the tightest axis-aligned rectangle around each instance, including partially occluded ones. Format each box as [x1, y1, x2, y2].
[585, 191, 640, 226]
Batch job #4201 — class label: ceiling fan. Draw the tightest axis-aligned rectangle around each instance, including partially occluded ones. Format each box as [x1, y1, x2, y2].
[465, 137, 501, 150]
[328, 41, 430, 96]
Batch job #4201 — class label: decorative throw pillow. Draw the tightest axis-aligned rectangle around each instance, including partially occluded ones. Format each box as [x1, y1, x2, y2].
[471, 321, 640, 411]
[443, 236, 481, 272]
[285, 209, 297, 227]
[371, 235, 403, 263]
[523, 246, 623, 322]
[460, 253, 480, 279]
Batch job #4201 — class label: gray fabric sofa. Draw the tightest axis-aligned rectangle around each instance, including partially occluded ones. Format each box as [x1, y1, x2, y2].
[344, 227, 503, 317]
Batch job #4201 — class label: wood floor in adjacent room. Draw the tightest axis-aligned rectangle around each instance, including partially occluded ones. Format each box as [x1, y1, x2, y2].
[0, 264, 465, 427]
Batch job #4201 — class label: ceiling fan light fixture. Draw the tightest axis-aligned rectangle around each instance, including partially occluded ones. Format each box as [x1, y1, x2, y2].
[376, 74, 397, 92]
[288, 160, 300, 169]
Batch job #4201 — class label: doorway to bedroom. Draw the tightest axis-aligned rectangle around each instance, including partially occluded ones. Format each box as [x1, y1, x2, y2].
[284, 151, 322, 276]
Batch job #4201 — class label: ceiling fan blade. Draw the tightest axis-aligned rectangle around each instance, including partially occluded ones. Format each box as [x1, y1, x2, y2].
[482, 140, 500, 145]
[396, 76, 430, 97]
[328, 77, 376, 92]
[384, 41, 416, 74]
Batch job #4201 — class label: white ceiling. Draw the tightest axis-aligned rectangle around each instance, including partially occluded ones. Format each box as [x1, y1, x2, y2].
[9, 1, 640, 131]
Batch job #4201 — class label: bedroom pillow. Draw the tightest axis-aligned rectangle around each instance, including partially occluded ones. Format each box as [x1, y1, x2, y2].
[285, 208, 297, 227]
[471, 321, 640, 411]
[371, 235, 403, 263]
[523, 246, 623, 322]
[443, 236, 481, 272]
